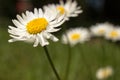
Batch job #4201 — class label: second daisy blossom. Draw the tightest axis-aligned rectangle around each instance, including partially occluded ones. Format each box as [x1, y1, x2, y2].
[8, 8, 65, 47]
[44, 0, 83, 21]
[62, 27, 90, 46]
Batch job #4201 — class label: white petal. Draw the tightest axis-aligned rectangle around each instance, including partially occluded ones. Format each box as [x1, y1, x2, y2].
[22, 13, 27, 20]
[34, 8, 39, 18]
[38, 34, 49, 46]
[69, 14, 78, 17]
[46, 27, 61, 33]
[49, 34, 59, 42]
[8, 39, 17, 42]
[49, 18, 65, 28]
[29, 12, 36, 19]
[59, 0, 64, 5]
[38, 8, 43, 17]
[16, 15, 26, 25]
[33, 37, 39, 47]
[12, 20, 24, 28]
[74, 10, 83, 14]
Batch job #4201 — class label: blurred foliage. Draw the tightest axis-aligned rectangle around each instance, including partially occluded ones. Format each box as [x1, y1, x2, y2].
[0, 26, 120, 80]
[0, 0, 120, 28]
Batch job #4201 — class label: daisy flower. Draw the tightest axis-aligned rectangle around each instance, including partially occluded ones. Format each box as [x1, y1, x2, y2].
[90, 22, 113, 37]
[105, 27, 120, 42]
[96, 66, 113, 80]
[43, 0, 83, 20]
[8, 8, 65, 47]
[62, 27, 90, 46]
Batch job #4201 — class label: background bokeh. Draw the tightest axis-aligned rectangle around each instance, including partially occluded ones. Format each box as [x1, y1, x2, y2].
[1, 0, 120, 27]
[0, 0, 120, 80]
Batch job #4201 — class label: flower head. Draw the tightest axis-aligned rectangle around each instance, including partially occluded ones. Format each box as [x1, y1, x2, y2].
[8, 8, 65, 47]
[105, 27, 120, 42]
[90, 23, 113, 37]
[62, 27, 90, 46]
[96, 66, 113, 80]
[44, 0, 82, 20]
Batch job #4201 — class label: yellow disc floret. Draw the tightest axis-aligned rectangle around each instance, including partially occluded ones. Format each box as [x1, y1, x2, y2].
[110, 31, 118, 38]
[71, 33, 81, 40]
[26, 18, 48, 34]
[102, 69, 111, 78]
[57, 6, 65, 15]
[98, 29, 105, 34]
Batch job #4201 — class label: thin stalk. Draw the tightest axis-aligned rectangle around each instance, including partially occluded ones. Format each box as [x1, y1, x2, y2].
[79, 45, 93, 80]
[43, 46, 61, 80]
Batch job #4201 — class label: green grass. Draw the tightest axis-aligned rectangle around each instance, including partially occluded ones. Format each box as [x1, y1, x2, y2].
[0, 27, 120, 80]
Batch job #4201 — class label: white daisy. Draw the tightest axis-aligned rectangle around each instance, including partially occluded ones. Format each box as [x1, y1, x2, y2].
[96, 66, 113, 80]
[8, 8, 65, 47]
[43, 0, 83, 20]
[90, 22, 113, 37]
[105, 27, 120, 42]
[62, 27, 90, 46]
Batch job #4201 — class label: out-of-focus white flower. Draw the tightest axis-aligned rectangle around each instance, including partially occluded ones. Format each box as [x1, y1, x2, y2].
[105, 27, 120, 42]
[44, 0, 83, 20]
[90, 22, 113, 37]
[96, 66, 113, 80]
[62, 27, 90, 46]
[8, 8, 65, 47]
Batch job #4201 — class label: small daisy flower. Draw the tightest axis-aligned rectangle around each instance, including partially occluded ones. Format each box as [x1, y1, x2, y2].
[62, 27, 90, 46]
[90, 22, 113, 37]
[105, 27, 120, 42]
[44, 0, 83, 20]
[8, 8, 65, 47]
[96, 66, 113, 80]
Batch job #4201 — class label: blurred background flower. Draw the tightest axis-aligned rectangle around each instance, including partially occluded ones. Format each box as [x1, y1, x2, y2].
[96, 66, 113, 80]
[61, 27, 90, 46]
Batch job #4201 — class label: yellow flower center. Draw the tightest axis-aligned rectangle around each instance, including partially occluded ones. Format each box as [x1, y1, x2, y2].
[26, 18, 48, 34]
[110, 31, 118, 38]
[98, 29, 105, 34]
[102, 69, 110, 78]
[71, 33, 81, 40]
[57, 6, 65, 15]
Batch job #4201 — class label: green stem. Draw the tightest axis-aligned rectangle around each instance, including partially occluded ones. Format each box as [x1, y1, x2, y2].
[43, 46, 61, 80]
[79, 45, 93, 80]
[64, 44, 72, 80]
